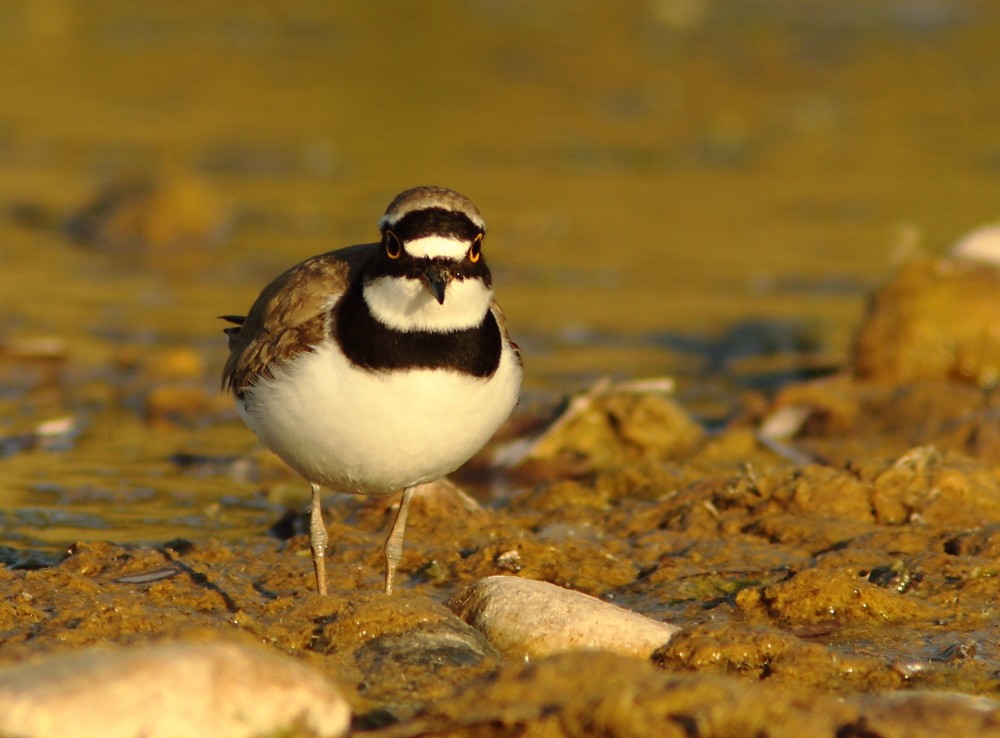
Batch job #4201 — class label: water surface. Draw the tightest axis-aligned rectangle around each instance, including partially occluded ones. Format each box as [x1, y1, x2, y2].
[1, 0, 999, 556]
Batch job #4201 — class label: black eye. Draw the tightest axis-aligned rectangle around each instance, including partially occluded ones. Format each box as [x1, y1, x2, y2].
[385, 230, 402, 260]
[469, 233, 483, 263]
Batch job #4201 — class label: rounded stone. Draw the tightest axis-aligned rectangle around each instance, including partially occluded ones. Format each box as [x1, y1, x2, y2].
[0, 639, 350, 738]
[449, 575, 680, 660]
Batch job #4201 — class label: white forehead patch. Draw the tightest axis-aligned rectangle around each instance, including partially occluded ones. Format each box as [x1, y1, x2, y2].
[402, 235, 471, 260]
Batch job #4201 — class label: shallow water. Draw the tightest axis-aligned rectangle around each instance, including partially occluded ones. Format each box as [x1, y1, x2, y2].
[2, 1, 998, 541]
[2, 3, 1000, 730]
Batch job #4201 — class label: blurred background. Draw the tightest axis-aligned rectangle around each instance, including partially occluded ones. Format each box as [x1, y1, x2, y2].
[1, 0, 999, 554]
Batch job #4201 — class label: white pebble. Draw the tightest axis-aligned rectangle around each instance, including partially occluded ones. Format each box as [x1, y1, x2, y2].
[451, 576, 680, 660]
[950, 222, 1000, 264]
[0, 640, 350, 738]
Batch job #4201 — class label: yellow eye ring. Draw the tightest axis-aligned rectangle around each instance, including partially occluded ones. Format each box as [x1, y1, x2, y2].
[385, 230, 402, 259]
[469, 233, 483, 263]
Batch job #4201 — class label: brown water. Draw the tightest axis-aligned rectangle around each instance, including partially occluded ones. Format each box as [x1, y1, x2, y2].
[0, 0, 1000, 580]
[0, 0, 999, 597]
[0, 0, 1000, 548]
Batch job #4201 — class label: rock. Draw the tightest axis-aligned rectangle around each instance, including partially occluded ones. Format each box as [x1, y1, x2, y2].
[66, 173, 230, 255]
[300, 590, 503, 717]
[412, 651, 1000, 738]
[759, 374, 1000, 464]
[449, 575, 680, 659]
[0, 639, 350, 738]
[513, 378, 703, 475]
[144, 385, 229, 428]
[735, 567, 942, 625]
[409, 650, 857, 737]
[852, 258, 1000, 387]
[652, 622, 898, 691]
[950, 221, 1000, 265]
[848, 690, 1000, 737]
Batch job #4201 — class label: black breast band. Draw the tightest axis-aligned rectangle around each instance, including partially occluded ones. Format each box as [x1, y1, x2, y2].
[333, 282, 502, 377]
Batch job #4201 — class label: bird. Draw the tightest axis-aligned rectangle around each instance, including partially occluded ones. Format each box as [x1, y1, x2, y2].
[221, 186, 522, 595]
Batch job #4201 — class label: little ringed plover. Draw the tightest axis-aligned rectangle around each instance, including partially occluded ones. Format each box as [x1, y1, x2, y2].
[222, 186, 522, 595]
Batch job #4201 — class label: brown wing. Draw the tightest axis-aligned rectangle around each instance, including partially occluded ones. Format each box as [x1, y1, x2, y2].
[222, 242, 377, 395]
[489, 299, 523, 369]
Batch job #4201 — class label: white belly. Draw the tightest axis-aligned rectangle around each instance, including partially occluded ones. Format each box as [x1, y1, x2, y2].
[238, 339, 521, 494]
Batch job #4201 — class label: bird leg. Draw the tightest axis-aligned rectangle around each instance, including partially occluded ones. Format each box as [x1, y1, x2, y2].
[383, 486, 416, 595]
[309, 482, 328, 596]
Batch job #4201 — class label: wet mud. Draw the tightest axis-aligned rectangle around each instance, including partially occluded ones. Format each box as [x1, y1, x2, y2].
[5, 166, 1000, 738]
[6, 287, 1000, 734]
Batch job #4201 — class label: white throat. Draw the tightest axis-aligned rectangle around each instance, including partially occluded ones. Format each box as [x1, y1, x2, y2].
[363, 275, 492, 332]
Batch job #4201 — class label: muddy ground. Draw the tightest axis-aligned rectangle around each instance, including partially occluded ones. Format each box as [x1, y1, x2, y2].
[5, 269, 1000, 737]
